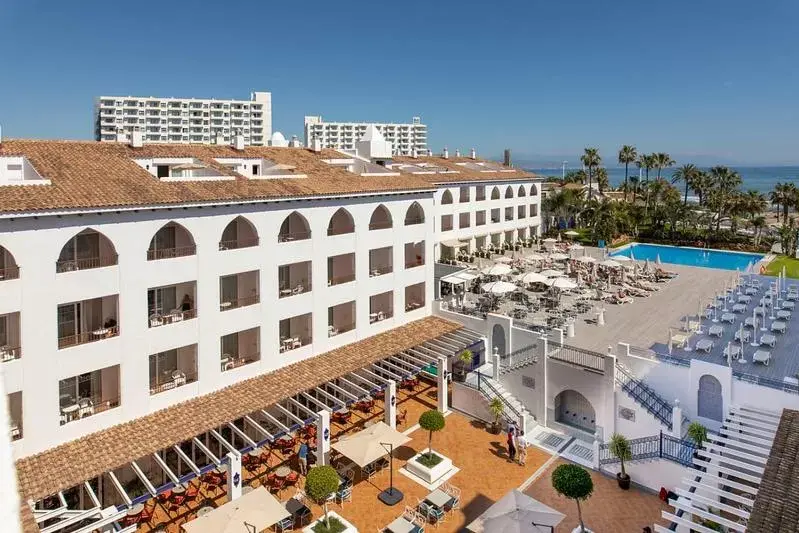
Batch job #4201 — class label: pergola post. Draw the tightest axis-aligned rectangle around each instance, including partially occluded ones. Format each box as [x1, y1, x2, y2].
[672, 399, 683, 438]
[437, 356, 449, 414]
[316, 410, 331, 466]
[384, 380, 397, 429]
[226, 452, 242, 502]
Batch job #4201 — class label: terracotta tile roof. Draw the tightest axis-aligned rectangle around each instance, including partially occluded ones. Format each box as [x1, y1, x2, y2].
[748, 408, 799, 533]
[19, 501, 37, 533]
[15, 316, 461, 502]
[0, 140, 437, 214]
[390, 155, 538, 184]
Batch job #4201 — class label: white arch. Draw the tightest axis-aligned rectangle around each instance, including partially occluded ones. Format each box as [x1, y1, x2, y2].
[278, 211, 311, 242]
[328, 208, 355, 235]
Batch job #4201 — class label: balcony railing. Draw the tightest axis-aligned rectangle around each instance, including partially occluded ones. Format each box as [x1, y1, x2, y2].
[56, 255, 118, 273]
[149, 369, 198, 395]
[57, 326, 120, 349]
[279, 334, 311, 353]
[149, 309, 197, 328]
[327, 228, 355, 236]
[147, 245, 196, 261]
[405, 217, 425, 226]
[548, 342, 606, 373]
[405, 301, 425, 312]
[219, 238, 259, 251]
[279, 283, 310, 298]
[328, 323, 355, 337]
[0, 345, 21, 363]
[220, 295, 260, 311]
[368, 222, 392, 231]
[0, 266, 20, 281]
[369, 310, 393, 323]
[328, 274, 355, 287]
[369, 266, 392, 277]
[10, 422, 21, 441]
[278, 231, 311, 243]
[59, 395, 120, 425]
[405, 258, 425, 269]
[221, 352, 260, 372]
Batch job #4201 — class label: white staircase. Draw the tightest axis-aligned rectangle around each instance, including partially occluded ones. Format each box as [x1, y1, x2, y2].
[464, 369, 534, 434]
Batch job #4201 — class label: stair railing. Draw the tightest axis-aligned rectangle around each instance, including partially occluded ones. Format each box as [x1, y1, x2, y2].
[615, 363, 674, 430]
[598, 431, 695, 468]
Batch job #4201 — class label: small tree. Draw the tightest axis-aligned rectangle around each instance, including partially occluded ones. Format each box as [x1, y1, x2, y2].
[552, 463, 594, 533]
[608, 433, 632, 480]
[305, 465, 340, 529]
[418, 409, 446, 458]
[687, 421, 708, 449]
[488, 397, 504, 433]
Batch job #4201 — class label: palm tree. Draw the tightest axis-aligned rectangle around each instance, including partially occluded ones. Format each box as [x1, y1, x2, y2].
[771, 182, 798, 224]
[594, 167, 609, 193]
[741, 190, 767, 222]
[618, 145, 638, 202]
[691, 170, 712, 206]
[580, 148, 601, 201]
[654, 152, 675, 181]
[671, 164, 700, 205]
[708, 166, 742, 231]
[751, 216, 766, 246]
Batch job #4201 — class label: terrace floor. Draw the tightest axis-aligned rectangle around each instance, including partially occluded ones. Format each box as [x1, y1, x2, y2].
[524, 458, 672, 533]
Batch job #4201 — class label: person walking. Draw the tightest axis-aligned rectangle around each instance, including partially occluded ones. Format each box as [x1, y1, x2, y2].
[507, 427, 517, 463]
[297, 440, 309, 475]
[516, 432, 527, 466]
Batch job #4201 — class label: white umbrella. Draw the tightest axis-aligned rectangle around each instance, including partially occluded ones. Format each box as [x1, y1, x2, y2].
[481, 264, 512, 276]
[575, 256, 597, 264]
[556, 233, 562, 242]
[614, 255, 631, 262]
[482, 281, 518, 295]
[549, 253, 569, 261]
[552, 277, 577, 290]
[331, 422, 410, 467]
[570, 243, 584, 250]
[475, 490, 565, 533]
[181, 487, 289, 533]
[494, 256, 513, 263]
[525, 252, 546, 261]
[539, 269, 565, 278]
[542, 237, 557, 243]
[600, 259, 622, 268]
[630, 250, 636, 262]
[564, 230, 580, 237]
[521, 272, 548, 284]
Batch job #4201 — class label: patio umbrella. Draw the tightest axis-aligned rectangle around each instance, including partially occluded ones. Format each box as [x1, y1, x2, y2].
[643, 259, 651, 273]
[525, 253, 545, 262]
[574, 255, 596, 264]
[630, 250, 636, 261]
[613, 255, 631, 262]
[331, 422, 410, 468]
[549, 253, 569, 261]
[471, 490, 565, 533]
[181, 487, 289, 533]
[539, 269, 565, 278]
[481, 264, 512, 276]
[521, 272, 548, 284]
[542, 237, 557, 244]
[551, 277, 577, 290]
[556, 233, 561, 242]
[599, 259, 622, 268]
[494, 256, 513, 263]
[565, 261, 572, 275]
[482, 281, 518, 295]
[571, 243, 584, 250]
[564, 230, 579, 237]
[726, 342, 732, 366]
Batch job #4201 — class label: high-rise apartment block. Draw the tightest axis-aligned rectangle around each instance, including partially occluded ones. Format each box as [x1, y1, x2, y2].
[94, 92, 272, 146]
[304, 116, 427, 156]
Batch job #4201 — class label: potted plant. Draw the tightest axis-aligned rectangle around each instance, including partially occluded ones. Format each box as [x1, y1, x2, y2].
[456, 349, 473, 381]
[551, 463, 594, 533]
[687, 421, 708, 460]
[405, 409, 455, 484]
[608, 433, 632, 490]
[488, 397, 504, 434]
[304, 465, 352, 533]
[419, 409, 446, 463]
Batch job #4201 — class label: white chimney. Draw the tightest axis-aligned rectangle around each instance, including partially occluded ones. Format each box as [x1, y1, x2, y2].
[311, 137, 323, 153]
[233, 129, 245, 150]
[130, 127, 143, 148]
[289, 135, 302, 147]
[411, 147, 418, 158]
[443, 147, 449, 159]
[115, 128, 127, 143]
[428, 149, 433, 157]
[455, 149, 461, 158]
[470, 147, 476, 159]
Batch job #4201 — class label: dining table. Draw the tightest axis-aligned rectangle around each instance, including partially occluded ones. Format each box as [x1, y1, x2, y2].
[275, 465, 292, 478]
[385, 516, 416, 533]
[425, 488, 453, 510]
[126, 503, 145, 517]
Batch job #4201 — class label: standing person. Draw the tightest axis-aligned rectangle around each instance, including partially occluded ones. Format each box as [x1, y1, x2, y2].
[297, 440, 309, 475]
[516, 432, 527, 466]
[507, 427, 517, 463]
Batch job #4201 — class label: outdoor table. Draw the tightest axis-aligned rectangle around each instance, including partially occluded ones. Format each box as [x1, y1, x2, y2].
[721, 313, 735, 323]
[695, 339, 714, 353]
[61, 404, 79, 421]
[197, 506, 213, 518]
[385, 516, 416, 533]
[277, 435, 293, 443]
[126, 503, 144, 517]
[783, 301, 795, 309]
[777, 310, 791, 320]
[285, 497, 311, 519]
[425, 488, 453, 510]
[275, 465, 292, 478]
[92, 328, 110, 338]
[214, 464, 228, 475]
[760, 334, 777, 347]
[771, 321, 787, 333]
[734, 330, 751, 343]
[753, 350, 771, 365]
[219, 301, 232, 309]
[171, 485, 186, 495]
[738, 294, 752, 304]
[731, 303, 746, 313]
[708, 325, 724, 337]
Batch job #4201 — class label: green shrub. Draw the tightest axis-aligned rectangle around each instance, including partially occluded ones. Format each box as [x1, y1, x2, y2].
[552, 463, 593, 532]
[419, 410, 446, 459]
[305, 465, 340, 529]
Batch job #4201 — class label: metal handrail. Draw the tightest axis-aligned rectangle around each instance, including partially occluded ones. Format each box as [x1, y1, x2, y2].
[56, 255, 118, 273]
[599, 431, 695, 468]
[475, 371, 522, 420]
[548, 341, 606, 373]
[147, 245, 196, 261]
[615, 363, 673, 429]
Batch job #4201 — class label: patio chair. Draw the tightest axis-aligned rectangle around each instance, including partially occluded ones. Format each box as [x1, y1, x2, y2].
[417, 501, 444, 527]
[336, 484, 353, 507]
[137, 502, 155, 525]
[77, 398, 94, 418]
[275, 516, 294, 532]
[363, 462, 378, 480]
[269, 477, 285, 495]
[284, 471, 299, 488]
[295, 507, 312, 527]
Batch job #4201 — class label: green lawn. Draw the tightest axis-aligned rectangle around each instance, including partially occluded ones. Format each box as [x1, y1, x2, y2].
[764, 255, 799, 279]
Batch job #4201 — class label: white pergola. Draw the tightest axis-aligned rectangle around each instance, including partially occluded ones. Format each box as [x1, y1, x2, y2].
[654, 404, 780, 533]
[30, 327, 484, 533]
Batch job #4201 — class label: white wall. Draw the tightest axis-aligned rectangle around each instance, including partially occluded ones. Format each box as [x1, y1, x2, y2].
[600, 458, 690, 494]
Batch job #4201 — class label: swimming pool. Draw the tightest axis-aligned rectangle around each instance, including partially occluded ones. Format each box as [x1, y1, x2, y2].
[610, 243, 764, 271]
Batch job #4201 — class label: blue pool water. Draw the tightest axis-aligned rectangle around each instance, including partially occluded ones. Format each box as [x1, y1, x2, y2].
[610, 243, 764, 271]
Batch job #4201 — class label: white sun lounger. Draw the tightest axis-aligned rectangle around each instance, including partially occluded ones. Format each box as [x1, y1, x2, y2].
[771, 321, 787, 334]
[721, 313, 736, 323]
[695, 339, 714, 353]
[760, 334, 776, 348]
[723, 344, 741, 359]
[734, 329, 751, 343]
[732, 303, 747, 313]
[708, 325, 724, 337]
[753, 349, 771, 366]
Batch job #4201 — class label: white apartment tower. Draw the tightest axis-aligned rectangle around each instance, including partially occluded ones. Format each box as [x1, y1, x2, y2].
[94, 92, 272, 146]
[304, 115, 427, 156]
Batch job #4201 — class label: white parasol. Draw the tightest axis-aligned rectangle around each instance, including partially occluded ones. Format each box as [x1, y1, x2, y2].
[542, 237, 557, 243]
[539, 269, 565, 278]
[564, 230, 579, 236]
[613, 255, 631, 262]
[551, 277, 577, 290]
[520, 272, 548, 284]
[549, 252, 569, 261]
[656, 254, 662, 265]
[481, 264, 512, 276]
[525, 252, 546, 262]
[575, 256, 597, 264]
[494, 256, 513, 263]
[600, 259, 622, 268]
[482, 281, 518, 295]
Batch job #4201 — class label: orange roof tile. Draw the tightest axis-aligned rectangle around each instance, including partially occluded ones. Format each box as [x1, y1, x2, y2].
[391, 155, 538, 184]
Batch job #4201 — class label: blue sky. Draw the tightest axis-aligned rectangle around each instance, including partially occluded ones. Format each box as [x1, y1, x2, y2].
[1, 0, 798, 164]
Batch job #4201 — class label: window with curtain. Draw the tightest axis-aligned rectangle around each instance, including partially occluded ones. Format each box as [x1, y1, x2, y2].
[148, 287, 177, 315]
[220, 275, 238, 304]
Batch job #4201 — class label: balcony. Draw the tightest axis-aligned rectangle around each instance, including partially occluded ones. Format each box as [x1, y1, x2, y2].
[8, 391, 21, 440]
[328, 301, 356, 337]
[219, 217, 259, 251]
[0, 312, 21, 363]
[369, 206, 393, 230]
[221, 328, 260, 371]
[148, 281, 196, 327]
[57, 295, 119, 349]
[147, 223, 196, 261]
[278, 212, 311, 243]
[279, 314, 312, 353]
[0, 246, 19, 281]
[328, 253, 355, 286]
[370, 291, 394, 324]
[405, 282, 426, 312]
[58, 365, 121, 425]
[476, 211, 486, 226]
[328, 208, 355, 236]
[279, 261, 311, 298]
[441, 215, 453, 232]
[149, 345, 198, 395]
[369, 247, 393, 277]
[459, 213, 471, 229]
[220, 271, 259, 311]
[404, 241, 425, 269]
[56, 230, 117, 273]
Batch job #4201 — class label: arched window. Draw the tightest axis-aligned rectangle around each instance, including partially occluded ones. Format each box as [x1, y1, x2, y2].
[530, 183, 538, 196]
[505, 185, 514, 199]
[219, 216, 259, 250]
[327, 208, 355, 236]
[404, 202, 425, 226]
[491, 187, 500, 200]
[278, 212, 311, 242]
[698, 375, 723, 422]
[440, 190, 453, 205]
[148, 222, 196, 260]
[0, 245, 19, 280]
[518, 185, 526, 197]
[491, 324, 506, 357]
[57, 229, 118, 272]
[369, 205, 393, 230]
[554, 390, 596, 433]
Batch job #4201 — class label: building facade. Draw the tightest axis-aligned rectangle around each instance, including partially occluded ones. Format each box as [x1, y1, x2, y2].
[94, 92, 272, 146]
[304, 115, 427, 156]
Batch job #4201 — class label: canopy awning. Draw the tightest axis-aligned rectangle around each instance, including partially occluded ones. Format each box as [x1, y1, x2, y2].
[330, 422, 410, 467]
[441, 239, 468, 248]
[181, 487, 289, 533]
[441, 271, 479, 285]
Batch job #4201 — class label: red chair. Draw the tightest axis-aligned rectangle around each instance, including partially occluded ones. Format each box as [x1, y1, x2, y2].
[269, 477, 285, 495]
[169, 493, 186, 514]
[137, 503, 154, 524]
[184, 485, 199, 504]
[284, 471, 299, 488]
[157, 490, 172, 504]
[266, 472, 277, 485]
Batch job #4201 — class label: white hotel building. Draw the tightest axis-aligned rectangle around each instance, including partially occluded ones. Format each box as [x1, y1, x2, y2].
[94, 92, 272, 146]
[0, 129, 540, 532]
[304, 115, 427, 156]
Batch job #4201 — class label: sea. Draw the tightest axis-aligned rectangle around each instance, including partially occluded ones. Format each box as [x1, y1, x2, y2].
[526, 166, 799, 200]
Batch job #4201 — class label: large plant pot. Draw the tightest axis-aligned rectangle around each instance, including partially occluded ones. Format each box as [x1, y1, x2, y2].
[616, 473, 631, 490]
[406, 448, 455, 485]
[302, 511, 358, 533]
[489, 422, 502, 435]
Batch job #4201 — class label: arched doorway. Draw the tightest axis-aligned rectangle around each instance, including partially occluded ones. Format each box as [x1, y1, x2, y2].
[698, 375, 723, 422]
[555, 389, 596, 433]
[491, 324, 506, 357]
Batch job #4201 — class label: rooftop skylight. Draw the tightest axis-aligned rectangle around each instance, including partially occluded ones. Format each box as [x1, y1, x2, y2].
[0, 156, 50, 186]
